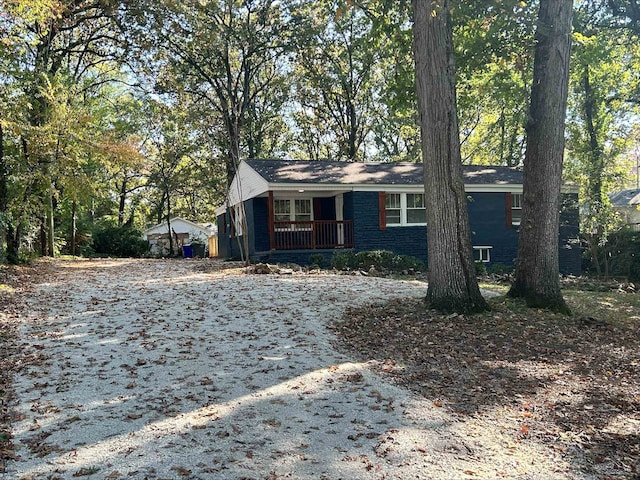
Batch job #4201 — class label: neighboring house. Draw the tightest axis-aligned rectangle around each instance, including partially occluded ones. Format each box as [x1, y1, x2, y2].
[609, 189, 640, 231]
[144, 217, 217, 256]
[216, 159, 581, 274]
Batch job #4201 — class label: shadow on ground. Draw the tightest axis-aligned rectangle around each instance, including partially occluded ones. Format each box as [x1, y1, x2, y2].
[332, 294, 640, 479]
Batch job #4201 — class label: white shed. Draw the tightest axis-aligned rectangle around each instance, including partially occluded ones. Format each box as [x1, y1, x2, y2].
[143, 217, 217, 257]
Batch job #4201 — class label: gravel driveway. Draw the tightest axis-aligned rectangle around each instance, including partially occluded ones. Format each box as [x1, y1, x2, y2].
[5, 258, 469, 480]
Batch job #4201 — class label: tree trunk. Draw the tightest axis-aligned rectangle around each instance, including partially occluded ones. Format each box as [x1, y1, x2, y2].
[0, 121, 13, 264]
[118, 177, 127, 226]
[46, 176, 55, 257]
[166, 190, 174, 256]
[0, 122, 6, 239]
[509, 0, 572, 313]
[412, 0, 489, 314]
[71, 200, 77, 257]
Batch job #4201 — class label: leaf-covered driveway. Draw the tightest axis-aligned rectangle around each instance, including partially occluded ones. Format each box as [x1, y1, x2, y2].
[4, 259, 588, 480]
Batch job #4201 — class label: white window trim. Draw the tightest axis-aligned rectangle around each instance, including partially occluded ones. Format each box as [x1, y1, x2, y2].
[473, 246, 492, 263]
[386, 193, 427, 227]
[511, 193, 522, 226]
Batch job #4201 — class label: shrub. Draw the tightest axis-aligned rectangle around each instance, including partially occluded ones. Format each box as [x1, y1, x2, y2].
[332, 249, 425, 273]
[474, 261, 488, 276]
[586, 228, 640, 281]
[309, 253, 325, 268]
[487, 263, 512, 275]
[331, 249, 357, 270]
[92, 225, 149, 258]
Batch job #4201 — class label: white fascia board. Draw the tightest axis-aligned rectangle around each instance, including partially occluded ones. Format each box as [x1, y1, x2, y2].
[268, 183, 353, 193]
[266, 183, 522, 193]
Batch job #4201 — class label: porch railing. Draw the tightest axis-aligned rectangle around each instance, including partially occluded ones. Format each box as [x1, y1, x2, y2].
[271, 220, 354, 250]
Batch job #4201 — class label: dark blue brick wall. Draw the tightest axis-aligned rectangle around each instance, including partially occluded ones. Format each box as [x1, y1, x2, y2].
[467, 192, 519, 267]
[467, 192, 581, 275]
[251, 249, 336, 266]
[253, 197, 270, 252]
[559, 193, 581, 275]
[350, 191, 429, 263]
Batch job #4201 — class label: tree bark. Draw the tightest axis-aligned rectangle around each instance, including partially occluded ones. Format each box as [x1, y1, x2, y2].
[509, 0, 573, 313]
[71, 200, 77, 257]
[413, 0, 489, 314]
[118, 177, 127, 226]
[166, 191, 174, 256]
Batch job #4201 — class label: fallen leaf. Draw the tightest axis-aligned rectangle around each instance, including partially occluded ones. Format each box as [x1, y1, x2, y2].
[171, 466, 192, 476]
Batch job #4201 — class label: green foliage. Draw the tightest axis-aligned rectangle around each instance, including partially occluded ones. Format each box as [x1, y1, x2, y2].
[474, 261, 488, 276]
[92, 224, 149, 258]
[331, 249, 424, 273]
[309, 253, 325, 268]
[331, 249, 358, 270]
[487, 263, 513, 275]
[585, 228, 640, 281]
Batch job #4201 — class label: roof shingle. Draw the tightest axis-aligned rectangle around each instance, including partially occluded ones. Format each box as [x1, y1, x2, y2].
[245, 159, 523, 185]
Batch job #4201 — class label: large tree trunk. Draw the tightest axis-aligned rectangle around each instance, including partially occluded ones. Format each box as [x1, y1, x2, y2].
[509, 0, 573, 313]
[413, 0, 489, 314]
[0, 122, 14, 264]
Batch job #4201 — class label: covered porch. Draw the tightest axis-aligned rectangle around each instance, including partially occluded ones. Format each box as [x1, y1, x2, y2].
[266, 190, 353, 251]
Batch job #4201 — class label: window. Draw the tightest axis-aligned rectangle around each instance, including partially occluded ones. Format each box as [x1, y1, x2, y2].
[511, 193, 522, 226]
[273, 198, 313, 230]
[274, 199, 291, 223]
[385, 193, 401, 225]
[473, 246, 492, 263]
[406, 193, 426, 224]
[294, 199, 312, 222]
[384, 193, 426, 227]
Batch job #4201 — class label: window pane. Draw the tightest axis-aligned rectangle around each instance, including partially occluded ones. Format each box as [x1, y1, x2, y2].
[512, 193, 522, 209]
[295, 199, 311, 215]
[511, 209, 522, 225]
[274, 200, 290, 214]
[407, 194, 425, 209]
[274, 199, 290, 222]
[385, 193, 401, 209]
[407, 208, 426, 224]
[294, 199, 312, 222]
[386, 209, 401, 225]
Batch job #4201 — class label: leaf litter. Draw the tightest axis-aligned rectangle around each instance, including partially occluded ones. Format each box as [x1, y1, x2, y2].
[331, 287, 640, 480]
[0, 259, 634, 479]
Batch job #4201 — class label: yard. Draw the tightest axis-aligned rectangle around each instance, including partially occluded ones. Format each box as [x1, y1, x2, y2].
[0, 259, 638, 479]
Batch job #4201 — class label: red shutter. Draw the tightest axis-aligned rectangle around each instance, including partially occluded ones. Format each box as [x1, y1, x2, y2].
[379, 192, 386, 230]
[505, 192, 512, 227]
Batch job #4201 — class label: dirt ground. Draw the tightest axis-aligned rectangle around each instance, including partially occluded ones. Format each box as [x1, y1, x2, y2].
[1, 259, 639, 479]
[331, 283, 640, 480]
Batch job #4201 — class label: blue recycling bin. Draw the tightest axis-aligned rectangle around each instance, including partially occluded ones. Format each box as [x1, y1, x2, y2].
[183, 244, 194, 258]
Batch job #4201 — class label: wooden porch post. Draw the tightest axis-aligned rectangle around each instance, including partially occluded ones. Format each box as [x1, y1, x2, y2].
[268, 190, 275, 249]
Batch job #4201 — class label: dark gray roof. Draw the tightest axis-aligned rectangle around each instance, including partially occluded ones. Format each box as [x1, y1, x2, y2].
[610, 188, 640, 206]
[245, 159, 523, 185]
